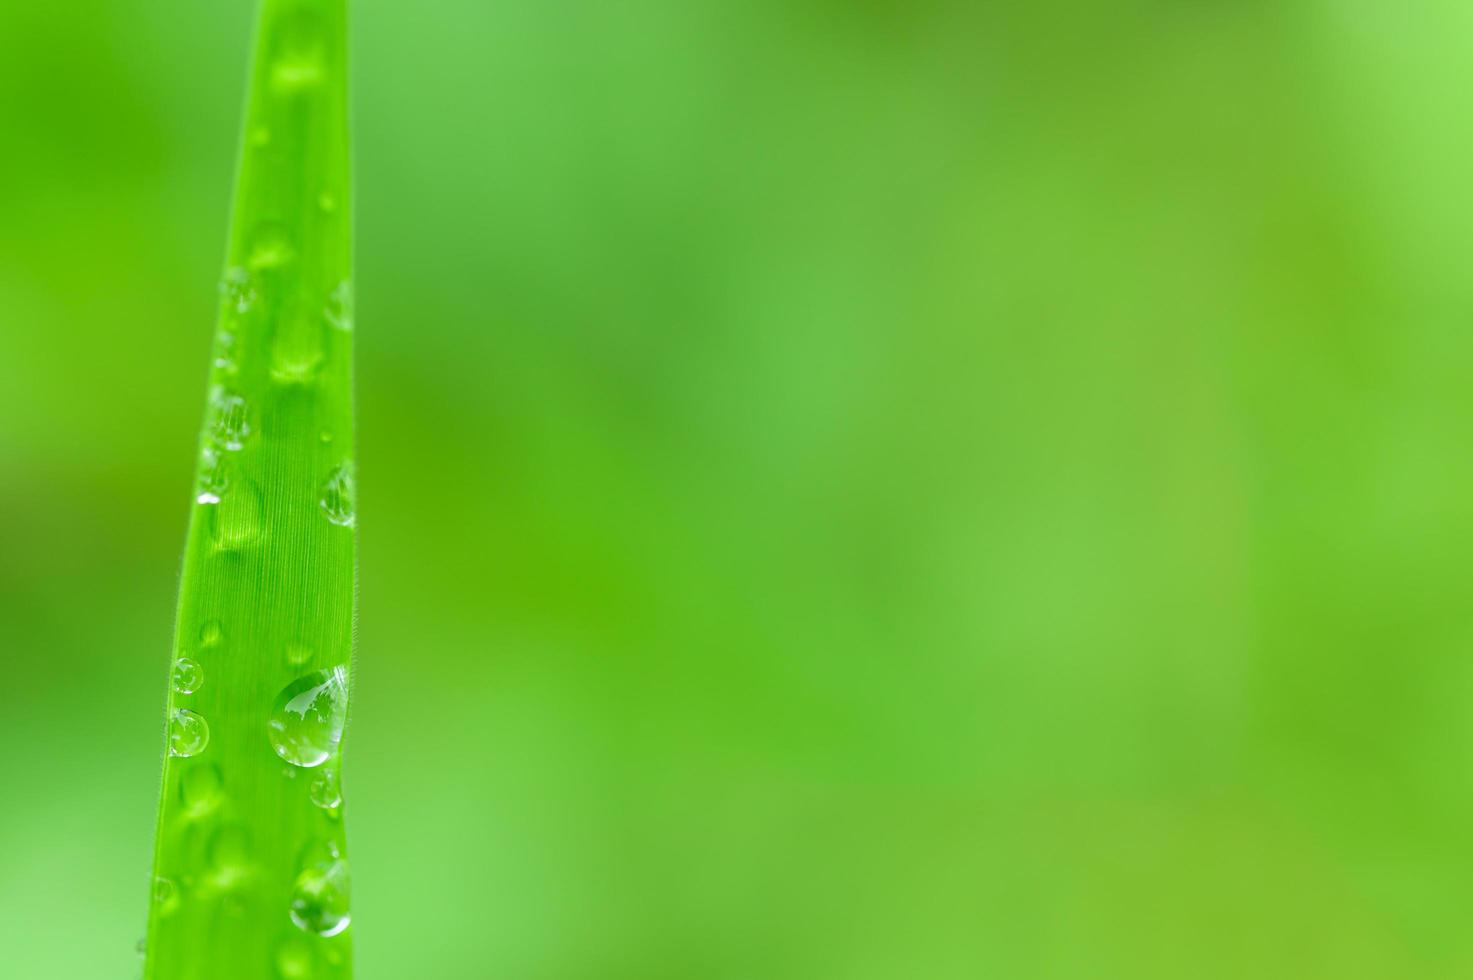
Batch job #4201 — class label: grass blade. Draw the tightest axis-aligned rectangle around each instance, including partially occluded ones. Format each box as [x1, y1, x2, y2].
[144, 0, 355, 976]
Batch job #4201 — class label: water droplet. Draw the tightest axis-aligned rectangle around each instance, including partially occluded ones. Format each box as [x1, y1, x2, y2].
[276, 940, 316, 979]
[206, 825, 254, 893]
[324, 281, 353, 331]
[319, 430, 334, 444]
[172, 658, 204, 695]
[210, 388, 251, 451]
[210, 825, 251, 865]
[290, 859, 351, 937]
[319, 465, 355, 527]
[268, 667, 349, 768]
[181, 762, 224, 816]
[270, 326, 324, 385]
[270, 359, 322, 386]
[250, 125, 272, 148]
[309, 768, 342, 810]
[220, 267, 257, 314]
[214, 331, 239, 376]
[286, 643, 312, 667]
[197, 446, 229, 505]
[249, 223, 295, 270]
[199, 620, 224, 647]
[318, 191, 338, 213]
[211, 477, 262, 551]
[169, 709, 210, 757]
[273, 55, 324, 91]
[270, 5, 327, 93]
[308, 838, 343, 863]
[153, 877, 179, 916]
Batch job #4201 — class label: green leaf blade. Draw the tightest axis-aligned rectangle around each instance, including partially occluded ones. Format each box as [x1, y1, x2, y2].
[145, 1, 355, 977]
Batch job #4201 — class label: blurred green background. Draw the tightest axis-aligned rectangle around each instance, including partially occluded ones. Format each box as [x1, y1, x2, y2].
[5, 1, 1473, 977]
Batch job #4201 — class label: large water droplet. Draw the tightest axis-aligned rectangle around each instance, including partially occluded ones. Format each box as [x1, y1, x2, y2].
[268, 667, 349, 768]
[169, 709, 210, 757]
[290, 859, 351, 937]
[319, 465, 355, 527]
[324, 281, 353, 331]
[172, 658, 203, 695]
[199, 620, 224, 647]
[210, 388, 251, 451]
[197, 446, 229, 505]
[309, 768, 342, 811]
[220, 267, 257, 314]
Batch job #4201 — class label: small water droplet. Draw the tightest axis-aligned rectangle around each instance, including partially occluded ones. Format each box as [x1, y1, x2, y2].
[220, 267, 258, 314]
[153, 877, 179, 916]
[199, 620, 224, 647]
[172, 658, 204, 695]
[290, 858, 351, 937]
[197, 446, 229, 505]
[319, 430, 334, 444]
[181, 762, 224, 816]
[210, 825, 251, 865]
[318, 191, 338, 213]
[276, 940, 316, 979]
[273, 55, 324, 91]
[206, 825, 254, 893]
[270, 6, 327, 94]
[270, 359, 322, 385]
[286, 643, 313, 667]
[309, 768, 342, 811]
[249, 223, 295, 270]
[210, 388, 251, 451]
[250, 125, 272, 148]
[268, 667, 349, 768]
[169, 709, 210, 757]
[213, 331, 239, 376]
[324, 281, 353, 331]
[211, 477, 262, 551]
[270, 326, 324, 385]
[319, 465, 355, 527]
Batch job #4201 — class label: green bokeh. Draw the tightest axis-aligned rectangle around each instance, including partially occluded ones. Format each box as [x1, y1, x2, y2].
[5, 1, 1473, 977]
